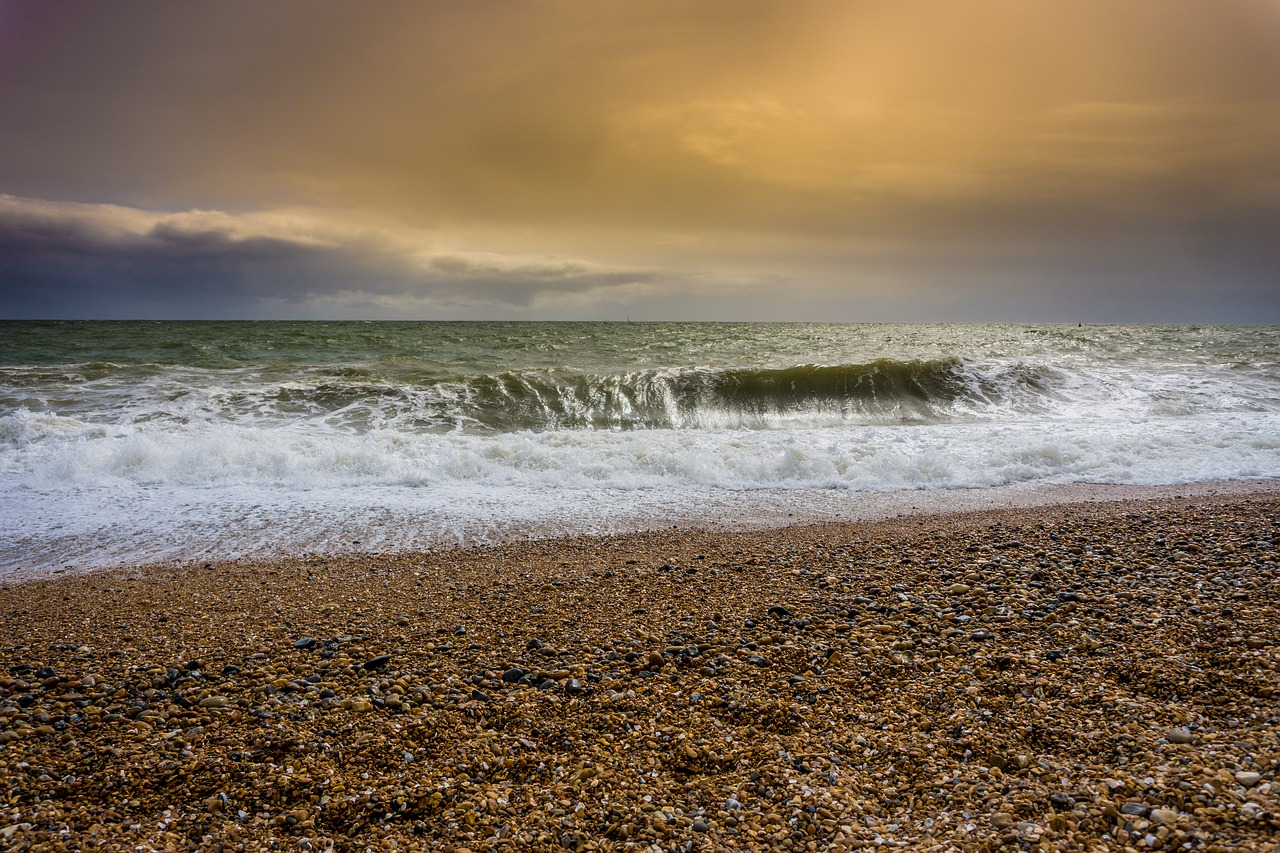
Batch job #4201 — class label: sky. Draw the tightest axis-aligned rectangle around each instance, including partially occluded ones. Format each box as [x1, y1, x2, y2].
[1, 0, 1279, 321]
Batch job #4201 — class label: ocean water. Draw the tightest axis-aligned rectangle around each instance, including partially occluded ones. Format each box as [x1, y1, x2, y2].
[2, 321, 1278, 574]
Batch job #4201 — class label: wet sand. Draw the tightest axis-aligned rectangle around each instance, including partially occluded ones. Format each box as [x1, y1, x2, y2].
[1, 489, 1278, 850]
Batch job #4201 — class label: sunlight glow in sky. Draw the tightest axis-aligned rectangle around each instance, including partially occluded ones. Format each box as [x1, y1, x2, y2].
[2, 1, 1278, 320]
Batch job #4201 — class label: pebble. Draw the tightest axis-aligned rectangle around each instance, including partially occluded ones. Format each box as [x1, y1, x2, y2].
[1, 493, 1277, 851]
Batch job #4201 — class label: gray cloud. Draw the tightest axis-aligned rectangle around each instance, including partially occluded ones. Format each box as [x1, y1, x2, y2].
[0, 196, 662, 318]
[2, 193, 1278, 321]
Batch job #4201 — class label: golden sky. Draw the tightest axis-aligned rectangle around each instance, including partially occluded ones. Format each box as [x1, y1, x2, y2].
[2, 0, 1279, 319]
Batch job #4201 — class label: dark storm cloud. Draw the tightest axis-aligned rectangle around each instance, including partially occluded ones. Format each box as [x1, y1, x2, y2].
[0, 197, 661, 318]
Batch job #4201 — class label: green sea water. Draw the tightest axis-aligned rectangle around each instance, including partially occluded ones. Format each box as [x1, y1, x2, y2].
[1, 321, 1277, 571]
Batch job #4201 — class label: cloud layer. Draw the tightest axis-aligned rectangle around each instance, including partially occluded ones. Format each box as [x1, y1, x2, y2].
[1, 1, 1278, 319]
[0, 195, 664, 318]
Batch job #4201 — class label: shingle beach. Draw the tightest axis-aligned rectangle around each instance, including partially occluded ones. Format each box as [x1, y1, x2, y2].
[2, 492, 1278, 851]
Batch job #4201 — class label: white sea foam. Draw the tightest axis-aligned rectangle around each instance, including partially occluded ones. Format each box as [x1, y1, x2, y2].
[2, 408, 1278, 574]
[2, 321, 1278, 574]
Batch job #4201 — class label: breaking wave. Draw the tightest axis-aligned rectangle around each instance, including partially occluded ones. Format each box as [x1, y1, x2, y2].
[0, 357, 1064, 435]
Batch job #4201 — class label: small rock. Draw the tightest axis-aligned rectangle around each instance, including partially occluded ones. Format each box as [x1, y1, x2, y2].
[199, 696, 230, 709]
[1048, 792, 1075, 811]
[948, 583, 970, 595]
[692, 819, 709, 833]
[564, 678, 584, 695]
[767, 605, 791, 619]
[991, 813, 1015, 828]
[470, 689, 490, 702]
[501, 668, 526, 683]
[293, 638, 317, 649]
[1166, 727, 1194, 744]
[1150, 808, 1178, 825]
[1119, 803, 1147, 817]
[1235, 771, 1261, 787]
[453, 625, 467, 637]
[362, 655, 392, 671]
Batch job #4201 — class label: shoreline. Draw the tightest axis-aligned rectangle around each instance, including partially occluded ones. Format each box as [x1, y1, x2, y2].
[5, 477, 1279, 584]
[1, 489, 1277, 849]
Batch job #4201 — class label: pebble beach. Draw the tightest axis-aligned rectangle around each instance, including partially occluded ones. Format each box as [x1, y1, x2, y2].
[2, 491, 1278, 851]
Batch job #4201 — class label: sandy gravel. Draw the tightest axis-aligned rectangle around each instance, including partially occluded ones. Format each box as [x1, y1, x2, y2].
[1, 490, 1278, 850]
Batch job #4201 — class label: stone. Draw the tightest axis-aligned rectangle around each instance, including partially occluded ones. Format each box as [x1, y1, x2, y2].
[1166, 727, 1194, 744]
[1048, 792, 1075, 811]
[1235, 771, 1261, 787]
[293, 637, 317, 649]
[362, 655, 392, 671]
[948, 583, 970, 595]
[767, 605, 791, 619]
[3, 486, 1278, 851]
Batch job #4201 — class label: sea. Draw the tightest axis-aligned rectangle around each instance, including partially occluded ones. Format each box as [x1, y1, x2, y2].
[1, 321, 1278, 576]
